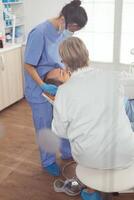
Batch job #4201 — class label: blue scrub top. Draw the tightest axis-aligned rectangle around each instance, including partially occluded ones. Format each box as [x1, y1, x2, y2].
[24, 20, 65, 103]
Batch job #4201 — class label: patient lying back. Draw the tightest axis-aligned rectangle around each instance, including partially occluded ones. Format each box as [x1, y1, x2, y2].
[44, 68, 70, 86]
[43, 68, 70, 100]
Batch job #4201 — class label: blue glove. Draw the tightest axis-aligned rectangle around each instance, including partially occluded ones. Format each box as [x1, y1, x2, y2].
[40, 83, 58, 96]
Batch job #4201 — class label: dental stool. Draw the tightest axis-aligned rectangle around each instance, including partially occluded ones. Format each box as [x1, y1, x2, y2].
[76, 164, 134, 199]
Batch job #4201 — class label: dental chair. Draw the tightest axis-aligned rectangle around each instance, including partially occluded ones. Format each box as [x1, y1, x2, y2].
[76, 163, 134, 199]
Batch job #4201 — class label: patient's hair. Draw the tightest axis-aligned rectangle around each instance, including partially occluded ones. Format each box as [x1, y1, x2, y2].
[59, 37, 89, 72]
[43, 74, 63, 86]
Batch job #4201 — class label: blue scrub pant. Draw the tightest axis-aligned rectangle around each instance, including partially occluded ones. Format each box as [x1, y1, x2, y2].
[29, 101, 72, 167]
[125, 99, 134, 131]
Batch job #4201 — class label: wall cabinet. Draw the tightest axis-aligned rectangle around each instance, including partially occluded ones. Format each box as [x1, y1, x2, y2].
[0, 47, 23, 111]
[0, 0, 24, 44]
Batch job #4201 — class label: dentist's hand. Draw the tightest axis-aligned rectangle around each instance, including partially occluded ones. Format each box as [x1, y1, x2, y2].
[40, 83, 58, 96]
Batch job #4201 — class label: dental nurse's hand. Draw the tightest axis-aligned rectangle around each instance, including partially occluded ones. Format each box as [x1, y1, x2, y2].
[40, 83, 58, 96]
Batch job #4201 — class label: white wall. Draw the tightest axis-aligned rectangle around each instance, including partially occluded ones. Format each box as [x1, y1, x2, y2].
[23, 0, 68, 37]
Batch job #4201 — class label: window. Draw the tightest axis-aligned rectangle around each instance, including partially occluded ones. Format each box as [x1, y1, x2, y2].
[75, 0, 134, 65]
[120, 0, 134, 64]
[75, 0, 115, 62]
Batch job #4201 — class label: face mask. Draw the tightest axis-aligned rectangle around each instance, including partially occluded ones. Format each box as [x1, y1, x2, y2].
[63, 29, 74, 38]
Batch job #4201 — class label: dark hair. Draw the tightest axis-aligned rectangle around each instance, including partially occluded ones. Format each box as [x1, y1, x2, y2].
[60, 0, 88, 29]
[44, 75, 63, 86]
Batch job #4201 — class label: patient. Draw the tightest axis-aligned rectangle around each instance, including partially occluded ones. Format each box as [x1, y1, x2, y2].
[52, 37, 134, 200]
[43, 68, 70, 100]
[44, 68, 70, 86]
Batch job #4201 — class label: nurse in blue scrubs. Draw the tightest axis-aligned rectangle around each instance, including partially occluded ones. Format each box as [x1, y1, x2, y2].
[24, 0, 88, 176]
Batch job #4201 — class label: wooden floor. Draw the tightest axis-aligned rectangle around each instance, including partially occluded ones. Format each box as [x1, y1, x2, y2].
[0, 99, 134, 200]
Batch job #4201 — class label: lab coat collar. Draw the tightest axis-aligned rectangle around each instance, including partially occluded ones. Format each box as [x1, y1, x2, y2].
[71, 66, 93, 77]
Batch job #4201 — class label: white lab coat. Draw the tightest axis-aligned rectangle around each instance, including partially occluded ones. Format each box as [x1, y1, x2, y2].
[52, 67, 134, 169]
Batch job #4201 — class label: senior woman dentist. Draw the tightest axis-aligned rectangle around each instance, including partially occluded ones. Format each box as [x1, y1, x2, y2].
[24, 0, 88, 176]
[52, 37, 134, 200]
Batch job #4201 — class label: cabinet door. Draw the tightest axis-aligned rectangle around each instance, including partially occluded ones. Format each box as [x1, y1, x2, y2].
[0, 48, 23, 111]
[5, 48, 23, 105]
[0, 54, 10, 110]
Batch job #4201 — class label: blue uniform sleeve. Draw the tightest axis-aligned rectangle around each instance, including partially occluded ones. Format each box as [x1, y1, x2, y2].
[24, 29, 44, 67]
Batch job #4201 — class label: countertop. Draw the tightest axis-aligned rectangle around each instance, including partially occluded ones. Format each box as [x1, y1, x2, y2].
[0, 43, 22, 53]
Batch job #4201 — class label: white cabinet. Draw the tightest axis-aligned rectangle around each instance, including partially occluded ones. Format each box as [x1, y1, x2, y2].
[0, 47, 23, 111]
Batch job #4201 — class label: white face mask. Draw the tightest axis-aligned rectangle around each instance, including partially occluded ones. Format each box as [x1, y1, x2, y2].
[63, 29, 74, 38]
